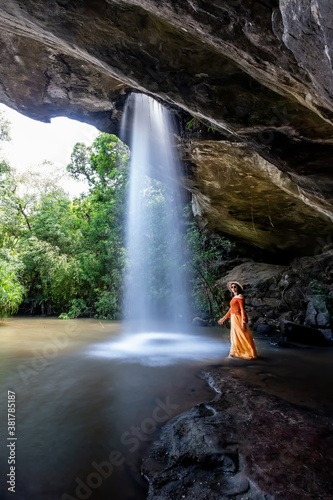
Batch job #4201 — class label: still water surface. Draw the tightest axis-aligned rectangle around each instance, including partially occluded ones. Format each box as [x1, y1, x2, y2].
[1, 318, 333, 500]
[0, 318, 227, 500]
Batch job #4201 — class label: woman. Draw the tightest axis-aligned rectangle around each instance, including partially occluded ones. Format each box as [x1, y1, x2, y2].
[218, 281, 257, 359]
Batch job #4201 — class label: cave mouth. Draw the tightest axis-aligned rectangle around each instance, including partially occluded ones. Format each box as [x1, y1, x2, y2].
[0, 103, 99, 198]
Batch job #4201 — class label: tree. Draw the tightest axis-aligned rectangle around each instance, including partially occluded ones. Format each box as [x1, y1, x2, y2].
[0, 129, 130, 318]
[0, 152, 83, 315]
[18, 237, 79, 315]
[0, 113, 26, 317]
[0, 251, 25, 317]
[65, 133, 130, 318]
[0, 111, 10, 142]
[0, 110, 12, 197]
[67, 133, 129, 189]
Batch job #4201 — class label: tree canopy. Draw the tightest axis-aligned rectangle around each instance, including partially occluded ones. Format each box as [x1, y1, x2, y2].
[0, 128, 130, 319]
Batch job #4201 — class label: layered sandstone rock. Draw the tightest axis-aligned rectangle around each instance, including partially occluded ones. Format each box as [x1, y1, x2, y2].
[0, 0, 332, 252]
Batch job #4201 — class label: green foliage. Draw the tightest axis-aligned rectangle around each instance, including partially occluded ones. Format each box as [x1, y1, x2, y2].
[0, 111, 10, 142]
[0, 114, 26, 317]
[62, 133, 129, 318]
[59, 299, 90, 319]
[31, 190, 81, 253]
[309, 279, 327, 297]
[0, 124, 130, 318]
[94, 290, 119, 320]
[186, 118, 200, 130]
[67, 133, 129, 189]
[184, 206, 233, 321]
[17, 237, 79, 313]
[0, 160, 11, 179]
[186, 117, 216, 134]
[0, 252, 25, 317]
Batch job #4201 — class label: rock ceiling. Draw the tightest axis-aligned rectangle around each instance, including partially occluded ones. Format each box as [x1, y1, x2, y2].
[0, 0, 332, 256]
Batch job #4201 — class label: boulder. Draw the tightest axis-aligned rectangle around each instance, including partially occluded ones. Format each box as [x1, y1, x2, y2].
[256, 324, 273, 336]
[281, 321, 332, 346]
[305, 299, 331, 328]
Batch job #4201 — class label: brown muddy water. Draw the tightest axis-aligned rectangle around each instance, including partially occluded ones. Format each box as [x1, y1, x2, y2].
[0, 318, 332, 500]
[0, 318, 226, 500]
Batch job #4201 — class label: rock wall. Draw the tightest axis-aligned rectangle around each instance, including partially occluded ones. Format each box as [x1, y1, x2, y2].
[216, 248, 333, 340]
[185, 140, 333, 255]
[0, 0, 332, 254]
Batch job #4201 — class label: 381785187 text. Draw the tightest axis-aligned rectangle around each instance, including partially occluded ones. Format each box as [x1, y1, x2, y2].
[7, 390, 16, 493]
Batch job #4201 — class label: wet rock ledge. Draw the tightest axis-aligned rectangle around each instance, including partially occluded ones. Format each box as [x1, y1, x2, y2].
[142, 370, 333, 500]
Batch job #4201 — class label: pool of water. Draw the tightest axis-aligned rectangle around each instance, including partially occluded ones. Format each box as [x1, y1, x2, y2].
[1, 318, 332, 500]
[0, 318, 227, 500]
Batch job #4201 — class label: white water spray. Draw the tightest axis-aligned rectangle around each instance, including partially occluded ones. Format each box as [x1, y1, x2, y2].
[122, 93, 191, 331]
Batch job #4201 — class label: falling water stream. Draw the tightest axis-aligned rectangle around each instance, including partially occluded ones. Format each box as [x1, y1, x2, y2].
[112, 93, 227, 366]
[122, 93, 190, 330]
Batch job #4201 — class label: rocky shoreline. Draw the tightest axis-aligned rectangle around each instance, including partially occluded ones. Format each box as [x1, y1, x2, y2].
[142, 365, 333, 500]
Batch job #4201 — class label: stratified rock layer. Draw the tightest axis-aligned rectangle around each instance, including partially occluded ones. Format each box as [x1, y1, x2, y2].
[0, 0, 332, 252]
[186, 140, 333, 254]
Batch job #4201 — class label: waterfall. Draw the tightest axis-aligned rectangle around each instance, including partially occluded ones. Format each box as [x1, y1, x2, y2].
[121, 93, 191, 332]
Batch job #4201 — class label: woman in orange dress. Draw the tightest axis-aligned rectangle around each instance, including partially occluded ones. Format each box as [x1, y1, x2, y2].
[218, 281, 257, 359]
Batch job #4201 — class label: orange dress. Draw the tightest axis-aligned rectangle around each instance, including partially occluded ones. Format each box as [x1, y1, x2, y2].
[225, 294, 257, 359]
